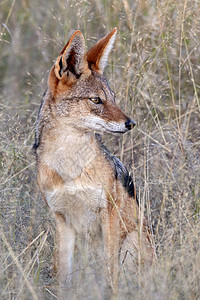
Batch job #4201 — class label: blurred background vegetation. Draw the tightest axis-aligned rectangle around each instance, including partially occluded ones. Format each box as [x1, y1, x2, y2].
[0, 0, 200, 299]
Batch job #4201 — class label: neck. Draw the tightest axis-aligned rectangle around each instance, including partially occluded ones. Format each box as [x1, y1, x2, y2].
[39, 123, 98, 180]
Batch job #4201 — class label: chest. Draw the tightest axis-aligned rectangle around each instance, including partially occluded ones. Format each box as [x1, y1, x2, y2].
[39, 128, 115, 234]
[46, 178, 107, 234]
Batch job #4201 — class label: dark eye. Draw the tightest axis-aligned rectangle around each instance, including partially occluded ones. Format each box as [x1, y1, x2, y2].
[89, 97, 102, 104]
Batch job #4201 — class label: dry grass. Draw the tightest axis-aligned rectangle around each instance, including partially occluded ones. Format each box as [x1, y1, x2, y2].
[0, 0, 200, 299]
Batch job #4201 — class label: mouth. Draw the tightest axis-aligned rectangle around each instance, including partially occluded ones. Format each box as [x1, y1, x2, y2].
[105, 128, 128, 134]
[97, 123, 128, 134]
[78, 118, 131, 134]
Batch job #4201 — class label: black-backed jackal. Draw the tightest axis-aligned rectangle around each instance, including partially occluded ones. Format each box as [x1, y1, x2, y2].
[34, 28, 154, 297]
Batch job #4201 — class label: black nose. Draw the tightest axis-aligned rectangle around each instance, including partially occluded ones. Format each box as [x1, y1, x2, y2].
[125, 119, 136, 130]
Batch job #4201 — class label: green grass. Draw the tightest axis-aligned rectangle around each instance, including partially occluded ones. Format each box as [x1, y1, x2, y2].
[0, 0, 200, 299]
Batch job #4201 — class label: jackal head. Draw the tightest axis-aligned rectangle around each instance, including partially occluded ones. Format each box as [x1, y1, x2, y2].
[47, 28, 136, 134]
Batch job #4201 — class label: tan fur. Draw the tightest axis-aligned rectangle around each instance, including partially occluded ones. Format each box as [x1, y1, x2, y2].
[35, 29, 154, 296]
[87, 28, 117, 73]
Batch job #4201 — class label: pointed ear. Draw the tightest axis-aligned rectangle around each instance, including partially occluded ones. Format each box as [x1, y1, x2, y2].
[86, 28, 117, 74]
[54, 30, 86, 80]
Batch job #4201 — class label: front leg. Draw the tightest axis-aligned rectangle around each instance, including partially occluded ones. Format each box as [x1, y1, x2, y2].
[101, 208, 120, 297]
[55, 213, 76, 288]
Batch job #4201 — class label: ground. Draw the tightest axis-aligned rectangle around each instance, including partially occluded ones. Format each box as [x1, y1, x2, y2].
[0, 0, 200, 299]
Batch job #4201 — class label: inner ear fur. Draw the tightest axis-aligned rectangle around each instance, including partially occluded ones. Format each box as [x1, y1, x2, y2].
[54, 30, 87, 80]
[86, 28, 117, 73]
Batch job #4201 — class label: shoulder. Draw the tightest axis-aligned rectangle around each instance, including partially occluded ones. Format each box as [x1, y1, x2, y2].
[95, 134, 137, 202]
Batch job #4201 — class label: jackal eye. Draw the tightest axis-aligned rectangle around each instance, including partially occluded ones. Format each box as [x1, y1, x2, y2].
[89, 97, 102, 104]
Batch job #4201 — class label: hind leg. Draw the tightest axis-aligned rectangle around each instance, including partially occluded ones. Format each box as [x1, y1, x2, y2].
[120, 226, 154, 266]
